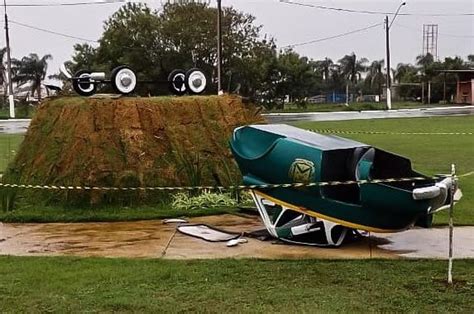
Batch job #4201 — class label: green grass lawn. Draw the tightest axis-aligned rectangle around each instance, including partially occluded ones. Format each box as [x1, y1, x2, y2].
[265, 101, 461, 113]
[0, 257, 472, 312]
[0, 134, 24, 173]
[294, 116, 474, 226]
[0, 203, 236, 223]
[0, 106, 36, 119]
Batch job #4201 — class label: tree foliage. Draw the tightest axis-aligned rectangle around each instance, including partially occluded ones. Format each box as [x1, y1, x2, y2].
[70, 2, 277, 97]
[338, 53, 368, 84]
[63, 2, 473, 106]
[11, 53, 52, 101]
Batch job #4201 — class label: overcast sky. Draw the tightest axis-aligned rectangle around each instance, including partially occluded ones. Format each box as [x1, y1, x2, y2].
[4, 0, 474, 81]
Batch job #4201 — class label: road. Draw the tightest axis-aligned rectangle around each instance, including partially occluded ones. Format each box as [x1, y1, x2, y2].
[263, 105, 474, 123]
[0, 119, 30, 134]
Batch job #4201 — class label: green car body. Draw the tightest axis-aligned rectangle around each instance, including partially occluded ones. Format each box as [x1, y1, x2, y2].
[230, 124, 454, 244]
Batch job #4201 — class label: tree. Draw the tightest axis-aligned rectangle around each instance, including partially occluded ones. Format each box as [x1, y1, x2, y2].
[71, 43, 99, 73]
[96, 3, 161, 81]
[273, 49, 319, 104]
[393, 63, 418, 84]
[416, 53, 435, 68]
[69, 2, 276, 98]
[0, 47, 7, 104]
[314, 58, 333, 83]
[11, 53, 52, 101]
[338, 53, 368, 85]
[393, 63, 420, 100]
[0, 47, 6, 86]
[415, 53, 443, 82]
[468, 54, 474, 67]
[365, 60, 385, 97]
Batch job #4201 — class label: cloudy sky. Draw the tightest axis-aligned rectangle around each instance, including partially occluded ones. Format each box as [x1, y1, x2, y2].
[4, 0, 473, 80]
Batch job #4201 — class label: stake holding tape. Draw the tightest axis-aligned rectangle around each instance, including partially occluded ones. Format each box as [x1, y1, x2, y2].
[447, 164, 456, 285]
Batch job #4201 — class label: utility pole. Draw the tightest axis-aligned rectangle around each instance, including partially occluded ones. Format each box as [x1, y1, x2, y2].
[385, 2, 406, 110]
[3, 0, 14, 118]
[216, 0, 223, 95]
[385, 16, 391, 110]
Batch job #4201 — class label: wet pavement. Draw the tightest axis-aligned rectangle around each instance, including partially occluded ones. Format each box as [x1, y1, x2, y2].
[264, 106, 474, 123]
[0, 119, 30, 134]
[1, 214, 472, 260]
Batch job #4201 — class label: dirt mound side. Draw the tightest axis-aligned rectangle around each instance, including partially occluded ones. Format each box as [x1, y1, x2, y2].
[4, 95, 263, 205]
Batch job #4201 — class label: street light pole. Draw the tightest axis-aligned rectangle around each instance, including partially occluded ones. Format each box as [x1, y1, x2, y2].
[216, 0, 223, 95]
[385, 15, 391, 110]
[385, 2, 406, 110]
[3, 0, 14, 118]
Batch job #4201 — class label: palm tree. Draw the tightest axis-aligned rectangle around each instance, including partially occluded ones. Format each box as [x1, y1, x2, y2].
[365, 60, 385, 97]
[468, 54, 474, 67]
[393, 63, 418, 83]
[416, 53, 444, 84]
[314, 57, 333, 82]
[11, 53, 52, 101]
[338, 53, 368, 84]
[327, 64, 345, 91]
[0, 47, 8, 93]
[416, 53, 434, 68]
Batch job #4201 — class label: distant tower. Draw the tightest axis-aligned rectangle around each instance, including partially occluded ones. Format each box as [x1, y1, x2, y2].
[422, 24, 439, 59]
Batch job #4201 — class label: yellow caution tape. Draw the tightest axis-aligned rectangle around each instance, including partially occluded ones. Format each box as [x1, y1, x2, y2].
[309, 129, 474, 136]
[0, 175, 461, 192]
[458, 171, 474, 178]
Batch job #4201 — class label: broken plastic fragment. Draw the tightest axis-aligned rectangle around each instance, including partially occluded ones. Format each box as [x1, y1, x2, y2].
[163, 218, 188, 224]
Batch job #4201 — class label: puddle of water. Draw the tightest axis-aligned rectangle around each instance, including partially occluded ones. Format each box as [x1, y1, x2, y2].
[0, 215, 472, 259]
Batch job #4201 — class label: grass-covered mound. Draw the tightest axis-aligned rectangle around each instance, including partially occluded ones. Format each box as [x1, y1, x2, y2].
[2, 95, 263, 206]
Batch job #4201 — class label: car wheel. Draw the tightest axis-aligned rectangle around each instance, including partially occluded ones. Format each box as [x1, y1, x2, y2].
[168, 69, 187, 96]
[111, 66, 137, 95]
[72, 70, 97, 96]
[185, 68, 207, 95]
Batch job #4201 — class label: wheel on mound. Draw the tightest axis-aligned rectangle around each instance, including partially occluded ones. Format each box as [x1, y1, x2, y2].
[168, 69, 187, 95]
[185, 68, 207, 95]
[111, 66, 137, 95]
[72, 70, 97, 96]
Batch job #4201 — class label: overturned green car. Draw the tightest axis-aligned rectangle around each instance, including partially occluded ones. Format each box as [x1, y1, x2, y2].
[230, 124, 457, 247]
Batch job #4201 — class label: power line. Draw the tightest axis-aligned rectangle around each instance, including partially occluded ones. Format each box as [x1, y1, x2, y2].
[279, 0, 474, 17]
[4, 0, 125, 7]
[9, 19, 99, 43]
[280, 23, 382, 48]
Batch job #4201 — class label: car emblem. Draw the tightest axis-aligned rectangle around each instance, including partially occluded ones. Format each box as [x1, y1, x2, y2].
[289, 159, 315, 183]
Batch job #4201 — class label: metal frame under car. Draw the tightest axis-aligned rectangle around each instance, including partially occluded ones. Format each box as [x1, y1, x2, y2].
[60, 63, 208, 97]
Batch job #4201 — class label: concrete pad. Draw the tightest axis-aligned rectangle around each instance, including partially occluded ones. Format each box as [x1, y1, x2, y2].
[0, 214, 472, 259]
[375, 227, 474, 258]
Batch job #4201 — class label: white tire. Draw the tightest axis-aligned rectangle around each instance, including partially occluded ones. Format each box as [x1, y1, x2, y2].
[185, 68, 207, 95]
[111, 66, 137, 95]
